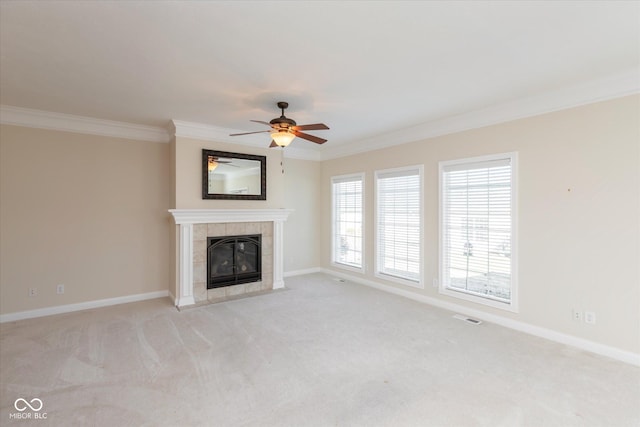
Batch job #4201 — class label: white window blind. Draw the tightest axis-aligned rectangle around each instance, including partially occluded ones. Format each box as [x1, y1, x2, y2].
[441, 156, 515, 305]
[332, 174, 364, 269]
[376, 167, 422, 283]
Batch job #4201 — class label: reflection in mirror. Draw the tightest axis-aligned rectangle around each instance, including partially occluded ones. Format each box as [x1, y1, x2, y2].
[208, 157, 260, 195]
[202, 150, 266, 200]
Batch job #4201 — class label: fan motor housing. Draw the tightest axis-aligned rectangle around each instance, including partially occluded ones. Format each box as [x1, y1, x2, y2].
[270, 116, 296, 128]
[270, 101, 297, 128]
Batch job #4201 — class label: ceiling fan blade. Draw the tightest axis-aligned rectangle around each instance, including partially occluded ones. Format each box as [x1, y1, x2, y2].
[250, 120, 272, 126]
[269, 140, 278, 148]
[292, 123, 329, 131]
[293, 130, 327, 144]
[229, 130, 272, 136]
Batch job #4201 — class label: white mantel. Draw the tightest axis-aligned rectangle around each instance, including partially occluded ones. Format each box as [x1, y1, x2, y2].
[169, 209, 293, 307]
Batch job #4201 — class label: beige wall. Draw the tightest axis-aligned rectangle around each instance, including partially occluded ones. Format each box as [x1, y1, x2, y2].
[173, 137, 284, 209]
[283, 158, 322, 272]
[0, 125, 171, 315]
[321, 95, 640, 354]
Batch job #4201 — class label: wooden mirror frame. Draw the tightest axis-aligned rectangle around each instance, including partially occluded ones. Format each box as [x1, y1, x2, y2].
[202, 149, 266, 200]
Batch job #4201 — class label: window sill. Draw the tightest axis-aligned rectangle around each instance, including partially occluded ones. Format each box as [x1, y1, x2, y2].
[439, 286, 518, 313]
[375, 272, 424, 289]
[331, 262, 365, 275]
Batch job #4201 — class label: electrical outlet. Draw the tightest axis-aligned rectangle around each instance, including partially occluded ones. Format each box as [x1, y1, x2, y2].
[56, 284, 65, 294]
[584, 311, 596, 325]
[28, 288, 37, 297]
[572, 309, 582, 322]
[432, 278, 439, 288]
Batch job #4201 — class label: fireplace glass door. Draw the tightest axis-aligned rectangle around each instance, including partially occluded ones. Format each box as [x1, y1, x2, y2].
[207, 234, 262, 289]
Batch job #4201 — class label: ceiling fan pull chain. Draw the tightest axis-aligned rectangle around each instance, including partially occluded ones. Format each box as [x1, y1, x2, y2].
[281, 147, 286, 174]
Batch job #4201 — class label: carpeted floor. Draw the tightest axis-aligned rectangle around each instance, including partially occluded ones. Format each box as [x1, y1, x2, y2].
[1, 273, 638, 426]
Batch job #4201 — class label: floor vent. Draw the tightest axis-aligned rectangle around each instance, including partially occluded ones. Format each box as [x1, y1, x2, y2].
[453, 314, 483, 325]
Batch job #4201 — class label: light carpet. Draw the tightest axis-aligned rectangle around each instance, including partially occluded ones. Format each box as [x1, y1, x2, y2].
[1, 273, 638, 426]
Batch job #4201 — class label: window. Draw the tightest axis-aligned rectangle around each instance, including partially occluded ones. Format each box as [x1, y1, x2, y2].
[375, 166, 423, 286]
[440, 153, 517, 311]
[332, 174, 364, 271]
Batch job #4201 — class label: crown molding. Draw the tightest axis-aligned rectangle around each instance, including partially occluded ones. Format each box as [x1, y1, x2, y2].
[170, 120, 322, 161]
[170, 120, 247, 144]
[4, 67, 636, 158]
[0, 105, 170, 143]
[321, 67, 640, 160]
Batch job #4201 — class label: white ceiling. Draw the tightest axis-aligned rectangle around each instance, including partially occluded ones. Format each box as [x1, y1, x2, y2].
[1, 1, 639, 158]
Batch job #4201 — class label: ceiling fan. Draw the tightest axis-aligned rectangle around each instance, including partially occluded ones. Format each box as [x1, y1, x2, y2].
[230, 101, 329, 148]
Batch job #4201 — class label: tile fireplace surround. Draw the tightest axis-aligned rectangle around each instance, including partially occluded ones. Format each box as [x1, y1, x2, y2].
[169, 209, 292, 308]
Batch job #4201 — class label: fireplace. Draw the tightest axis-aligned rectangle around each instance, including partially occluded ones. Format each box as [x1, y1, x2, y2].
[169, 209, 292, 308]
[207, 234, 262, 289]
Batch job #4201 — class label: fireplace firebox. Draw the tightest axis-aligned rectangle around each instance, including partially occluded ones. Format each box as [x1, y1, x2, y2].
[207, 234, 262, 289]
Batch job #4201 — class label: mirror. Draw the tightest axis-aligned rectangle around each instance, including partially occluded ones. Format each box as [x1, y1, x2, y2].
[202, 149, 266, 200]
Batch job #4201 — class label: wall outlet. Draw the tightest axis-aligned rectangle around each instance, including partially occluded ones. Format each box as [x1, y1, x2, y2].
[584, 311, 596, 324]
[56, 284, 65, 294]
[572, 309, 582, 322]
[28, 288, 37, 297]
[432, 278, 439, 288]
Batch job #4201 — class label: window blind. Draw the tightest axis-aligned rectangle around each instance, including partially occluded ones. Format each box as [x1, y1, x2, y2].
[442, 158, 513, 302]
[332, 175, 363, 269]
[376, 167, 421, 283]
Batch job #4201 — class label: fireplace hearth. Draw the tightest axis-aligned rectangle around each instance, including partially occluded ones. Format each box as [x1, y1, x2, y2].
[207, 234, 261, 289]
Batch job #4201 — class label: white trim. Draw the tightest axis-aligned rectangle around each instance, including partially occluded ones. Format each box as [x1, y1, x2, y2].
[273, 220, 286, 289]
[321, 68, 640, 160]
[331, 262, 367, 275]
[0, 290, 169, 323]
[320, 268, 640, 367]
[374, 271, 423, 289]
[0, 105, 170, 143]
[439, 152, 518, 312]
[177, 223, 195, 307]
[171, 120, 251, 143]
[169, 209, 293, 224]
[284, 267, 322, 278]
[374, 164, 424, 288]
[331, 172, 366, 274]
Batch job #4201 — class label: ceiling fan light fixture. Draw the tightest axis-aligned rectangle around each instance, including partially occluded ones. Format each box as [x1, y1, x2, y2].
[271, 130, 295, 147]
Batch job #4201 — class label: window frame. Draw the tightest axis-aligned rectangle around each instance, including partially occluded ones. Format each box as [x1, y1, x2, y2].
[438, 152, 518, 312]
[331, 172, 365, 273]
[374, 165, 424, 288]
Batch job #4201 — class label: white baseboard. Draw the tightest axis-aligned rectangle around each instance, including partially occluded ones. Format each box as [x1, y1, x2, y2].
[320, 268, 640, 367]
[0, 290, 170, 323]
[284, 267, 322, 278]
